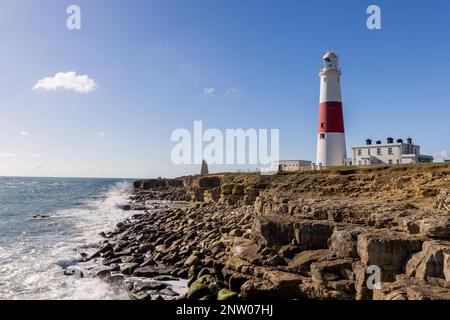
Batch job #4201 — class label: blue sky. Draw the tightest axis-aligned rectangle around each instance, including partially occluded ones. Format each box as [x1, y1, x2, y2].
[0, 0, 449, 178]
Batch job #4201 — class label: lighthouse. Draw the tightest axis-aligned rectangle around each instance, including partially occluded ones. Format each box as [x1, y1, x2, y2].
[316, 52, 347, 167]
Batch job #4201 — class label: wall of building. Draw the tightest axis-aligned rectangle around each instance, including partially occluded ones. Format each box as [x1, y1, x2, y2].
[352, 143, 422, 166]
[276, 160, 312, 172]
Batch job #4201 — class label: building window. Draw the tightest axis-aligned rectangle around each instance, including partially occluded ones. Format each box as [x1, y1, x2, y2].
[377, 148, 382, 155]
[368, 149, 371, 156]
[358, 149, 362, 156]
[389, 159, 393, 165]
[388, 147, 393, 155]
[396, 159, 400, 164]
[319, 133, 325, 139]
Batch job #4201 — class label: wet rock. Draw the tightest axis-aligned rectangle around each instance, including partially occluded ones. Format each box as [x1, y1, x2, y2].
[133, 266, 172, 278]
[99, 243, 113, 254]
[63, 266, 84, 278]
[152, 275, 179, 281]
[228, 273, 251, 292]
[184, 255, 200, 267]
[96, 269, 111, 278]
[133, 281, 167, 292]
[160, 288, 180, 297]
[109, 263, 120, 272]
[121, 263, 139, 275]
[138, 243, 154, 253]
[217, 288, 238, 300]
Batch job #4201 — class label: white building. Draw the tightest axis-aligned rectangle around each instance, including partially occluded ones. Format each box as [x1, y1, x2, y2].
[275, 160, 312, 172]
[352, 137, 433, 166]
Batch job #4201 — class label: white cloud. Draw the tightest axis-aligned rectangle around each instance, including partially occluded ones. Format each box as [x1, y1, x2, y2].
[203, 87, 215, 96]
[20, 131, 29, 136]
[30, 154, 42, 158]
[97, 132, 106, 137]
[433, 150, 448, 159]
[33, 71, 96, 94]
[224, 88, 242, 97]
[0, 153, 17, 158]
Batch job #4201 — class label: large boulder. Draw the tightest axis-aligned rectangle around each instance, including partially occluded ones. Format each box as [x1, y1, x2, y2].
[417, 215, 450, 238]
[374, 275, 450, 300]
[298, 281, 354, 300]
[240, 271, 305, 299]
[288, 250, 330, 275]
[357, 231, 423, 281]
[240, 279, 278, 299]
[353, 261, 376, 300]
[230, 237, 262, 264]
[310, 259, 354, 285]
[252, 215, 333, 249]
[328, 225, 364, 258]
[405, 240, 450, 280]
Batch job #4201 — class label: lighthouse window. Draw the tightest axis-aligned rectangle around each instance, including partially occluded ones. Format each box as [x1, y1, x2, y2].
[319, 133, 325, 139]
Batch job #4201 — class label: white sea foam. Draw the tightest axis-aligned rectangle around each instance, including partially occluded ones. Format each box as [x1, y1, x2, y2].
[0, 181, 134, 300]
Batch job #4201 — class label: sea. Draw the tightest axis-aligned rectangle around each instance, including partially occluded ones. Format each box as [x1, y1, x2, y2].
[0, 176, 137, 300]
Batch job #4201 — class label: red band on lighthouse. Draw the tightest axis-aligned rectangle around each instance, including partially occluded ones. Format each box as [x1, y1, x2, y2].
[318, 101, 345, 133]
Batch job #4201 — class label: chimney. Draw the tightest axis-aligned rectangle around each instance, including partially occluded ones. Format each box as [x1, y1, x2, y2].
[397, 138, 403, 143]
[366, 138, 372, 145]
[387, 137, 394, 144]
[407, 137, 413, 145]
[376, 140, 382, 145]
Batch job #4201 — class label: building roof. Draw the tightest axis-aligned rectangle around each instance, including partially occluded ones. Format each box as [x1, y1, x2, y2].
[352, 142, 417, 149]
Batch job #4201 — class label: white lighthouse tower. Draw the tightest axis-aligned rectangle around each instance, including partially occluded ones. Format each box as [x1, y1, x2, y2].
[316, 52, 347, 167]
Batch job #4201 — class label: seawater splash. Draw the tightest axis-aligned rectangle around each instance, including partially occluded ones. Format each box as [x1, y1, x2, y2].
[0, 178, 134, 300]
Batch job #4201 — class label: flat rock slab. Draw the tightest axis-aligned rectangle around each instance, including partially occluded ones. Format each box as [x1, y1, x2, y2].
[288, 249, 330, 275]
[133, 266, 172, 278]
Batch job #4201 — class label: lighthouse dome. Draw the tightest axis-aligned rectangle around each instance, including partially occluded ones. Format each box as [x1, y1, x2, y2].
[323, 51, 338, 63]
[322, 51, 339, 71]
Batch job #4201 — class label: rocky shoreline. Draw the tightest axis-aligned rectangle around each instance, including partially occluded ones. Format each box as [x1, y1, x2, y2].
[88, 164, 450, 300]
